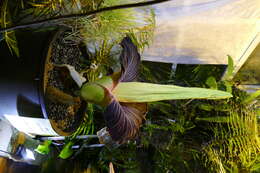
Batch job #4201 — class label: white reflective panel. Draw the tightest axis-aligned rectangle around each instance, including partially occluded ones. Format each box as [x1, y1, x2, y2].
[0, 119, 13, 152]
[25, 149, 35, 160]
[4, 114, 59, 136]
[143, 0, 260, 65]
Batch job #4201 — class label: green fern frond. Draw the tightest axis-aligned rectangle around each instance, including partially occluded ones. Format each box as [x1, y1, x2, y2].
[202, 106, 260, 172]
[203, 147, 226, 173]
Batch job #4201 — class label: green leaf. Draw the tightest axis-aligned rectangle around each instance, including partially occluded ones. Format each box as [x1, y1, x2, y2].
[195, 116, 230, 123]
[242, 90, 260, 104]
[251, 160, 260, 172]
[227, 55, 234, 77]
[35, 140, 52, 155]
[113, 82, 232, 103]
[206, 76, 217, 89]
[223, 55, 234, 80]
[224, 81, 233, 93]
[59, 141, 74, 159]
[4, 31, 19, 57]
[199, 104, 214, 111]
[1, 0, 19, 57]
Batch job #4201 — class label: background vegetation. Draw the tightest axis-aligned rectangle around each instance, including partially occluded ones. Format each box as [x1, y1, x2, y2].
[51, 60, 259, 173]
[89, 59, 259, 173]
[1, 0, 259, 172]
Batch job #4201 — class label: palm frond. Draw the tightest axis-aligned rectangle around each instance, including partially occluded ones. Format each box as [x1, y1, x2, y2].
[0, 0, 19, 56]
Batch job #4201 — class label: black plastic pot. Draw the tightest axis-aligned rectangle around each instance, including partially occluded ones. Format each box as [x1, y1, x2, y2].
[0, 31, 49, 119]
[0, 30, 84, 136]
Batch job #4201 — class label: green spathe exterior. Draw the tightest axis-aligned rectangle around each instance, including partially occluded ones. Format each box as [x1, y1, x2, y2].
[113, 82, 233, 102]
[80, 80, 232, 105]
[80, 83, 106, 105]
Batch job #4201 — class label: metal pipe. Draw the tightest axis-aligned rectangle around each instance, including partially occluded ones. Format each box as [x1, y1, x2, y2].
[39, 135, 98, 141]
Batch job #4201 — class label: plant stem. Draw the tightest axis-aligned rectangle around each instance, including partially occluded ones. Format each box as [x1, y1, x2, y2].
[0, 0, 171, 33]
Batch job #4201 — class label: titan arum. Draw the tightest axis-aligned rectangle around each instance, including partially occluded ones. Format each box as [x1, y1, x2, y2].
[61, 37, 232, 144]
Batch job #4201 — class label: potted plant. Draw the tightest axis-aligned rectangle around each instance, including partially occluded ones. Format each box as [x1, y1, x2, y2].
[0, 0, 156, 136]
[0, 0, 232, 142]
[32, 35, 232, 163]
[58, 36, 232, 144]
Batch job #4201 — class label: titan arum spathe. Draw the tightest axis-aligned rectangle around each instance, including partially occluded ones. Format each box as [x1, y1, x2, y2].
[62, 37, 232, 143]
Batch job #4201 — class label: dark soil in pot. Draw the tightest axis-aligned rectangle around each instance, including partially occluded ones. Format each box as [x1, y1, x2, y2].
[43, 30, 87, 136]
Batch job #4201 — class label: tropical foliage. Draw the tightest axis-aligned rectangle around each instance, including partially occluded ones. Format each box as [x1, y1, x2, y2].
[1, 0, 258, 172]
[76, 37, 231, 144]
[199, 90, 260, 172]
[0, 0, 155, 57]
[134, 57, 260, 173]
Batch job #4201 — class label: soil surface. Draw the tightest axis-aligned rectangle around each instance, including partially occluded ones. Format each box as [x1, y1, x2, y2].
[44, 30, 87, 134]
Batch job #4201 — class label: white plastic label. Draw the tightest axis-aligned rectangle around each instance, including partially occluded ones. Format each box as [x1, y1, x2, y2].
[4, 115, 58, 136]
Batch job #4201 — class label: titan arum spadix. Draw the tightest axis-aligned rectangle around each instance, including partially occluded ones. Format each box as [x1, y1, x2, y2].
[61, 37, 232, 144]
